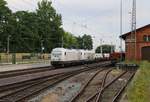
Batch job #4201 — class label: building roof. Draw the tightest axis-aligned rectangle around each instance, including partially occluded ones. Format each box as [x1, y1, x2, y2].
[120, 24, 150, 40]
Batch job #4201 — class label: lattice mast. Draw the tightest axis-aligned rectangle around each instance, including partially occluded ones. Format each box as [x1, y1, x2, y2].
[131, 0, 136, 38]
[131, 0, 137, 59]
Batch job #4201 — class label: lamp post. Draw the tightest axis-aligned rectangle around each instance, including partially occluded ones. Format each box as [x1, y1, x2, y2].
[7, 35, 11, 54]
[100, 39, 103, 54]
[41, 40, 44, 54]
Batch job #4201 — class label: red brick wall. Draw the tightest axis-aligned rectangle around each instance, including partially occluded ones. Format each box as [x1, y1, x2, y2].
[136, 43, 150, 61]
[125, 42, 136, 61]
[136, 27, 150, 42]
[136, 27, 150, 61]
[124, 26, 150, 61]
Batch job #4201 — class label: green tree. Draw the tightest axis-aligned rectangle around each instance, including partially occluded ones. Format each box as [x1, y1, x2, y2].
[36, 0, 63, 52]
[0, 0, 87, 53]
[77, 34, 93, 50]
[95, 44, 115, 53]
[76, 36, 83, 49]
[82, 34, 93, 50]
[12, 11, 39, 53]
[0, 0, 12, 52]
[63, 32, 78, 48]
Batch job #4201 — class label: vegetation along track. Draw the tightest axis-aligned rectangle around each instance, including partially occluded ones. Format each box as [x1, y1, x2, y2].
[84, 69, 136, 102]
[0, 61, 111, 102]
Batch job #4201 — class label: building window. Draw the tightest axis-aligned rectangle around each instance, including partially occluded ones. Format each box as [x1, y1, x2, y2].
[143, 35, 147, 41]
[148, 35, 150, 41]
[143, 35, 150, 42]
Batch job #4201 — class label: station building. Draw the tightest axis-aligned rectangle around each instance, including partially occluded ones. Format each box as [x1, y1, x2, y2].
[120, 24, 150, 61]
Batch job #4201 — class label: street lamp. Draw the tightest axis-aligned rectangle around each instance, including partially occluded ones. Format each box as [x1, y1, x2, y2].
[41, 40, 44, 54]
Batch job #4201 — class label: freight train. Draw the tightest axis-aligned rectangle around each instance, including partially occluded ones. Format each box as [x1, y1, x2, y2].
[110, 52, 125, 63]
[51, 48, 115, 67]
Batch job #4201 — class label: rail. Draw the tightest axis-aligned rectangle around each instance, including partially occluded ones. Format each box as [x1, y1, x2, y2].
[0, 61, 112, 102]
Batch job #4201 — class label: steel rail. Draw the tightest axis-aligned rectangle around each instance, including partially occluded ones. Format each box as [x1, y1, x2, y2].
[69, 68, 108, 102]
[85, 71, 127, 102]
[0, 66, 52, 78]
[111, 71, 136, 102]
[0, 66, 99, 97]
[9, 69, 102, 101]
[0, 61, 110, 91]
[0, 73, 66, 98]
[1, 73, 76, 102]
[95, 69, 113, 102]
[1, 62, 111, 102]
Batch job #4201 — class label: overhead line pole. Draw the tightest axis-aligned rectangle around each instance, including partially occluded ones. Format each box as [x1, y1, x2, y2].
[131, 0, 137, 60]
[134, 0, 137, 60]
[120, 0, 123, 61]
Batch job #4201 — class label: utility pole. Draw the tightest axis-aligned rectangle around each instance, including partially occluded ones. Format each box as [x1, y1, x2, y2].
[111, 42, 113, 53]
[131, 0, 137, 60]
[120, 0, 123, 61]
[100, 39, 103, 54]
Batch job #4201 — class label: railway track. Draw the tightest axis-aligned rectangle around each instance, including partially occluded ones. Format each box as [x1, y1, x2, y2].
[67, 67, 136, 102]
[70, 68, 113, 102]
[84, 70, 136, 102]
[0, 66, 52, 78]
[0, 61, 111, 102]
[0, 61, 111, 78]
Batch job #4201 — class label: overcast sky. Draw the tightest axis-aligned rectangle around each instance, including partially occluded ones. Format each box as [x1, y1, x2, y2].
[5, 0, 150, 51]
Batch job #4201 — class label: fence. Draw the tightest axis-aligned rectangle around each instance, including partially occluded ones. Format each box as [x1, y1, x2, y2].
[0, 53, 50, 65]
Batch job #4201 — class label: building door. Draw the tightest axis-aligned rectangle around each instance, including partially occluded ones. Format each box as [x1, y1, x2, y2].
[142, 46, 150, 61]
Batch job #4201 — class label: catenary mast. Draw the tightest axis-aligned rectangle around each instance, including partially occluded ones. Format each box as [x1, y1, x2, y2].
[131, 0, 137, 60]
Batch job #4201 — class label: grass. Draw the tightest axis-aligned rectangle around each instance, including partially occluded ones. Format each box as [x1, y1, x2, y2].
[124, 60, 140, 65]
[127, 61, 150, 102]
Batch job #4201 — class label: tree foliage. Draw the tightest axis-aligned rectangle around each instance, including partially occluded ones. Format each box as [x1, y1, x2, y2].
[36, 0, 63, 52]
[0, 0, 12, 52]
[0, 0, 93, 53]
[77, 34, 93, 50]
[95, 45, 115, 53]
[63, 32, 78, 49]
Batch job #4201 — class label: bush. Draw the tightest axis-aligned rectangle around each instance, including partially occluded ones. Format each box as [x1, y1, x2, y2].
[127, 61, 150, 102]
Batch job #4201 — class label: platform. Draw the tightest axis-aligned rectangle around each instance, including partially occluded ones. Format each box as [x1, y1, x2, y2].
[0, 63, 51, 72]
[116, 62, 139, 70]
